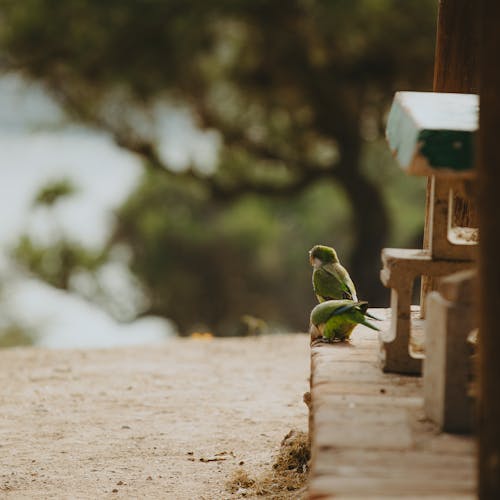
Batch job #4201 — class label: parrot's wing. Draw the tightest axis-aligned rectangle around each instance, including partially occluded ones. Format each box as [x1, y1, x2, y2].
[310, 299, 351, 325]
[313, 267, 344, 300]
[326, 301, 380, 331]
[336, 264, 358, 301]
[322, 263, 357, 300]
[329, 302, 357, 316]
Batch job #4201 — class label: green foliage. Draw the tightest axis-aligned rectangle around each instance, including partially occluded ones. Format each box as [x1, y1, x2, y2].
[33, 178, 77, 207]
[0, 284, 37, 347]
[0, 323, 35, 348]
[111, 170, 352, 335]
[112, 147, 425, 334]
[0, 0, 436, 168]
[13, 235, 105, 290]
[2, 1, 438, 334]
[11, 175, 104, 291]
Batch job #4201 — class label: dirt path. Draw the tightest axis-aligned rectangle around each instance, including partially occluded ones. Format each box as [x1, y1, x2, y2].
[0, 334, 309, 499]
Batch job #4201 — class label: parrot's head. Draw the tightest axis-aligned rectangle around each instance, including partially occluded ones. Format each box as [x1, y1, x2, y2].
[309, 245, 339, 268]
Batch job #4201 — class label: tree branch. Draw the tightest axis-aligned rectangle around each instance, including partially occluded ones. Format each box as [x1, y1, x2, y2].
[114, 131, 337, 202]
[44, 81, 339, 201]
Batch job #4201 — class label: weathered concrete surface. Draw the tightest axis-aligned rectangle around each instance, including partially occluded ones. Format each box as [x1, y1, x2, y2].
[380, 249, 474, 375]
[309, 319, 476, 499]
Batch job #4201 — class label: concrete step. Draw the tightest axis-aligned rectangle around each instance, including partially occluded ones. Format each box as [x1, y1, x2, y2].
[308, 309, 476, 499]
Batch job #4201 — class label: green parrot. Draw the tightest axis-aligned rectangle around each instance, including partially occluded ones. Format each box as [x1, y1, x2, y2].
[309, 245, 357, 302]
[310, 299, 379, 343]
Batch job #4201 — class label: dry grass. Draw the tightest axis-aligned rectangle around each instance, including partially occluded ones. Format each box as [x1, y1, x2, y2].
[227, 469, 256, 495]
[227, 429, 310, 499]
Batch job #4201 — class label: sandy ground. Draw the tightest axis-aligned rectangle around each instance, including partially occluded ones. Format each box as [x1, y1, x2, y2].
[0, 334, 309, 499]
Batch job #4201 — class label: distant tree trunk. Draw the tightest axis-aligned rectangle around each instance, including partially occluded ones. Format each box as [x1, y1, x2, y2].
[335, 148, 389, 305]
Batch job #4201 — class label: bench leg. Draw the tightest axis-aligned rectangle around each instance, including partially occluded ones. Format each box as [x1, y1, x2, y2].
[379, 277, 423, 375]
[424, 291, 474, 433]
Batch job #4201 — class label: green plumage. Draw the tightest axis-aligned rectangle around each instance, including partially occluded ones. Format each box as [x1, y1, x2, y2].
[310, 299, 379, 342]
[309, 245, 357, 302]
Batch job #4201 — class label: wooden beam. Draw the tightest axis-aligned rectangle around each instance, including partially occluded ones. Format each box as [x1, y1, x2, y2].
[478, 1, 500, 497]
[434, 0, 479, 231]
[433, 0, 480, 94]
[421, 0, 480, 315]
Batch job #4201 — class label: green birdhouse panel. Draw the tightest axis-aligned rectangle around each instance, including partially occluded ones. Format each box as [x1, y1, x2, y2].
[386, 92, 478, 177]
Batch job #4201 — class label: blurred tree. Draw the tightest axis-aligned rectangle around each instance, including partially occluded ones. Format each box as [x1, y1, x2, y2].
[33, 178, 77, 208]
[0, 322, 35, 348]
[13, 235, 104, 290]
[0, 285, 37, 348]
[1, 1, 435, 333]
[111, 168, 354, 335]
[12, 179, 105, 290]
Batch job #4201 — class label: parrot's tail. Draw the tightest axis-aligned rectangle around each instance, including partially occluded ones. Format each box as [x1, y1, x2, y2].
[364, 310, 382, 321]
[355, 301, 382, 322]
[361, 319, 380, 331]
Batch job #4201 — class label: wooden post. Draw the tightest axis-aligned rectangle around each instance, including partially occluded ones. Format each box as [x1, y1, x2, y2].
[421, 0, 480, 316]
[433, 0, 479, 93]
[478, 1, 500, 497]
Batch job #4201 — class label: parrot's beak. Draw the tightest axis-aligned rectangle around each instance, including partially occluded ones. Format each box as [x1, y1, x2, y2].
[309, 252, 314, 266]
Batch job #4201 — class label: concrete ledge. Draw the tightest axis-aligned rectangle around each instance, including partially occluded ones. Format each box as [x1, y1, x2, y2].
[308, 310, 476, 499]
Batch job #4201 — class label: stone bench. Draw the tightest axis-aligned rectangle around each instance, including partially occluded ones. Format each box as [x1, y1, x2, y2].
[380, 248, 474, 374]
[424, 269, 477, 433]
[380, 92, 478, 376]
[380, 91, 479, 433]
